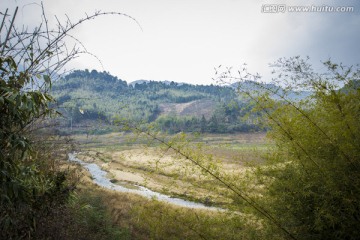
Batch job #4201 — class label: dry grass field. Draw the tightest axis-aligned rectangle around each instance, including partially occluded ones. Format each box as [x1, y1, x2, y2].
[68, 132, 270, 239]
[72, 132, 270, 207]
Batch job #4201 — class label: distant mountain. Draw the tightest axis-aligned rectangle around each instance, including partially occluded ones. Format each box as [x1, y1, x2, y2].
[129, 80, 150, 86]
[340, 79, 360, 93]
[129, 80, 186, 87]
[51, 69, 312, 134]
[231, 80, 312, 101]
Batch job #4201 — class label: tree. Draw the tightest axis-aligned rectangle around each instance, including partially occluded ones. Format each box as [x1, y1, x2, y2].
[0, 5, 139, 238]
[112, 57, 358, 239]
[200, 114, 207, 133]
[215, 56, 360, 239]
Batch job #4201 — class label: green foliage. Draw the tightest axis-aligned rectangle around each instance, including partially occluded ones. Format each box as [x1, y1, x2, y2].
[67, 191, 130, 240]
[32, 189, 130, 240]
[53, 70, 263, 134]
[252, 58, 360, 239]
[0, 55, 72, 238]
[210, 57, 360, 239]
[0, 5, 151, 240]
[0, 7, 135, 238]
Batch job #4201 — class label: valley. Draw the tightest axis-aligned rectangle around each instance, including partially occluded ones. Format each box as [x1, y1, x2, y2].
[2, 2, 358, 238]
[71, 132, 269, 208]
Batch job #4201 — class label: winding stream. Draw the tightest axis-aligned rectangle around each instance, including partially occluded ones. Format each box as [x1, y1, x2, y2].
[68, 153, 221, 211]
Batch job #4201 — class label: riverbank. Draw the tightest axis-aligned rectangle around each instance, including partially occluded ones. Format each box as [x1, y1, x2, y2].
[69, 152, 222, 211]
[62, 132, 268, 239]
[71, 132, 268, 208]
[66, 159, 262, 240]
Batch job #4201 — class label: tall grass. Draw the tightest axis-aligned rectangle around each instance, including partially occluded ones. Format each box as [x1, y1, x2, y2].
[34, 188, 131, 240]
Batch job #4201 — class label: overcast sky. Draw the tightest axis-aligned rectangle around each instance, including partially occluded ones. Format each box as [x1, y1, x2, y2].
[3, 0, 360, 85]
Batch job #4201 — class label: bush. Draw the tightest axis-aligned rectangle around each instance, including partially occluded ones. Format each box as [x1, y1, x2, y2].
[255, 59, 360, 239]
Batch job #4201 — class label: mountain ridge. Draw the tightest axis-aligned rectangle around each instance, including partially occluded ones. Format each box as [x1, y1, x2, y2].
[51, 69, 312, 134]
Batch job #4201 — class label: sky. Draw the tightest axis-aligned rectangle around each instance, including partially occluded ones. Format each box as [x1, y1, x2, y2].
[2, 0, 360, 85]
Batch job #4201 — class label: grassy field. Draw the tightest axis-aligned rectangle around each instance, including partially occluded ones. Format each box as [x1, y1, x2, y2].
[68, 132, 271, 239]
[72, 178, 262, 240]
[72, 132, 269, 206]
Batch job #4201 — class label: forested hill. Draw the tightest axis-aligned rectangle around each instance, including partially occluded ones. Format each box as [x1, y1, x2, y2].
[51, 69, 261, 133]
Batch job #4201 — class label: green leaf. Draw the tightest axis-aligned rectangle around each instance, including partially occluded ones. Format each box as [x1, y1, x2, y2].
[43, 75, 51, 84]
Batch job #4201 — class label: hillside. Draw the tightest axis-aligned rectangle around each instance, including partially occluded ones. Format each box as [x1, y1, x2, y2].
[52, 69, 308, 134]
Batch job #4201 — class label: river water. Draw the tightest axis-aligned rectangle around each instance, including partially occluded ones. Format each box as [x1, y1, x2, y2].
[68, 153, 222, 211]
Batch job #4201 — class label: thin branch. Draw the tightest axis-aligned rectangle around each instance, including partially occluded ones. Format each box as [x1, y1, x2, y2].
[1, 7, 18, 55]
[119, 121, 297, 240]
